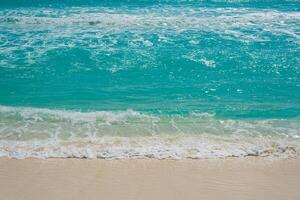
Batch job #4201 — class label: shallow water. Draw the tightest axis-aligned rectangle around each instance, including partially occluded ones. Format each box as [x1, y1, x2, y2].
[0, 0, 299, 158]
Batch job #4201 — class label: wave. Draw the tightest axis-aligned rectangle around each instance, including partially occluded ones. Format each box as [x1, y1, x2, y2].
[0, 105, 300, 159]
[1, 7, 299, 32]
[1, 7, 299, 41]
[1, 6, 299, 70]
[0, 136, 299, 159]
[1, 105, 300, 139]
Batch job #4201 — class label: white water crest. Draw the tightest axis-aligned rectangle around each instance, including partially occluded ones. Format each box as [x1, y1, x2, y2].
[0, 105, 300, 159]
[0, 136, 299, 159]
[1, 6, 299, 69]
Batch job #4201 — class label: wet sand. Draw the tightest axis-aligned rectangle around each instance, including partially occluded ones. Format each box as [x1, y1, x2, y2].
[0, 158, 299, 200]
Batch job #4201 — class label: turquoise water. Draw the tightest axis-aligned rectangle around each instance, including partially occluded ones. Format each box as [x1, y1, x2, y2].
[0, 0, 300, 158]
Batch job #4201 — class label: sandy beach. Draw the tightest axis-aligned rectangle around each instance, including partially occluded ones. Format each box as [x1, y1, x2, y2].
[0, 158, 299, 200]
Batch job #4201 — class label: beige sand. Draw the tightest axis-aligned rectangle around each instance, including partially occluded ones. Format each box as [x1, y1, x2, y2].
[0, 158, 299, 200]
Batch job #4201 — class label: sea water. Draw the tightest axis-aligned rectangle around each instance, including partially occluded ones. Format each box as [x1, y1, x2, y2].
[0, 0, 300, 159]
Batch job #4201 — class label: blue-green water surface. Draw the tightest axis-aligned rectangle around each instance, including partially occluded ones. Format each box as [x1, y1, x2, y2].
[0, 0, 299, 158]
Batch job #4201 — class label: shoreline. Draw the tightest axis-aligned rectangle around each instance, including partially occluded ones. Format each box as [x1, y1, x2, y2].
[0, 157, 299, 200]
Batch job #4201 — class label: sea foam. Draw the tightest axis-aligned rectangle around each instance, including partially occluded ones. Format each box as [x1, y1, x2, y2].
[0, 105, 299, 159]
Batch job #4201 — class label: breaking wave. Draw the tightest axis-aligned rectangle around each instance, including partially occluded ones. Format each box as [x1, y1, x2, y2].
[0, 105, 299, 159]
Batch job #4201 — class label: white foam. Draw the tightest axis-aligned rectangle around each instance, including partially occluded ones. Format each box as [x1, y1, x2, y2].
[0, 135, 299, 159]
[1, 105, 300, 139]
[0, 7, 299, 69]
[0, 105, 153, 123]
[0, 105, 300, 159]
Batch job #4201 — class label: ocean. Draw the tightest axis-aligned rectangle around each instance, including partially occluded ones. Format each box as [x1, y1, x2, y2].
[0, 0, 299, 159]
